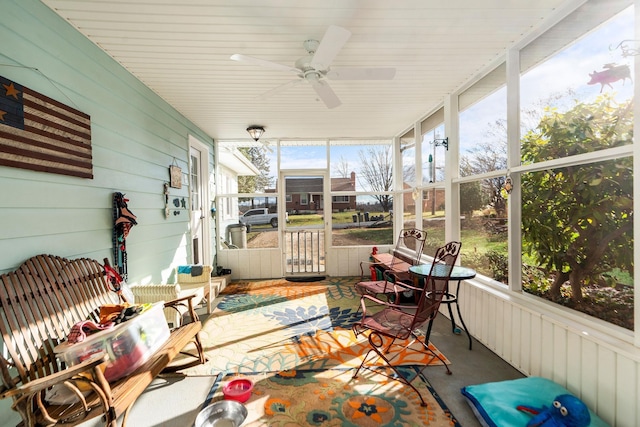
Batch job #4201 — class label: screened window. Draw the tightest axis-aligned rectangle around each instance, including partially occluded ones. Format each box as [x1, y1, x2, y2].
[518, 4, 634, 329]
[330, 140, 394, 246]
[459, 63, 507, 177]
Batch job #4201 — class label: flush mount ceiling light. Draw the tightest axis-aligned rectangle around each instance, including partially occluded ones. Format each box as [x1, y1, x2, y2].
[246, 126, 265, 141]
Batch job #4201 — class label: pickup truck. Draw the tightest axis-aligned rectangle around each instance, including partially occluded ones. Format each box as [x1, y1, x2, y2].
[239, 208, 288, 231]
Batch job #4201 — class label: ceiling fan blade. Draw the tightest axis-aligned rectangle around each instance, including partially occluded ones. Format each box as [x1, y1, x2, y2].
[309, 79, 341, 109]
[231, 53, 299, 74]
[258, 79, 302, 100]
[327, 67, 396, 80]
[310, 25, 351, 70]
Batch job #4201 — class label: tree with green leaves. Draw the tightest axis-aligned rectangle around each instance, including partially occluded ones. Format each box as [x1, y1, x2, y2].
[521, 94, 633, 302]
[459, 181, 485, 218]
[237, 146, 273, 194]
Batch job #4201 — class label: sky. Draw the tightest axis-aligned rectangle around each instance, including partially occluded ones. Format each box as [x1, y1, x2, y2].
[459, 6, 635, 156]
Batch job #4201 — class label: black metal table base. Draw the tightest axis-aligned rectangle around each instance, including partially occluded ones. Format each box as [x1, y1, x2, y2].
[409, 263, 477, 351]
[442, 290, 472, 350]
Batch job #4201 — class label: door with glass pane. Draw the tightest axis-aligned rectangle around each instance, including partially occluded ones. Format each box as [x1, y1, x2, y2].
[189, 139, 210, 265]
[281, 171, 328, 277]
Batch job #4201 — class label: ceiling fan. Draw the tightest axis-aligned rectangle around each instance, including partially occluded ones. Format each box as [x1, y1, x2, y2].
[230, 25, 396, 109]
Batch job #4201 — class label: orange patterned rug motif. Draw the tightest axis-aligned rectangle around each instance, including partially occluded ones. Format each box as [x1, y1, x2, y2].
[205, 367, 461, 426]
[289, 329, 448, 370]
[182, 277, 449, 376]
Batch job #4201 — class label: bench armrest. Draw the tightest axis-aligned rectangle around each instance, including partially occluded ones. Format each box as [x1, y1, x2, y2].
[1, 353, 109, 399]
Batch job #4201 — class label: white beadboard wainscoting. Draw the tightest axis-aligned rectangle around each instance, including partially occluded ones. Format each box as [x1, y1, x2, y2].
[217, 246, 391, 279]
[217, 248, 283, 279]
[459, 279, 639, 427]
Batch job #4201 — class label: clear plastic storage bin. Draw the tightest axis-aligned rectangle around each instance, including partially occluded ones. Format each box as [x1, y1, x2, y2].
[55, 302, 170, 382]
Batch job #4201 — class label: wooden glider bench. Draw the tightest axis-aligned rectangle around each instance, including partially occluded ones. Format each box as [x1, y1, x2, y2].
[0, 254, 206, 427]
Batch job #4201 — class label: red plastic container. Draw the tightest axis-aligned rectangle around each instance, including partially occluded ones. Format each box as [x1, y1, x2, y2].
[222, 378, 254, 403]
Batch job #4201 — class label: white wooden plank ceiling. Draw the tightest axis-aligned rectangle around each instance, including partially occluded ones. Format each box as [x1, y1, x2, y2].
[41, 0, 572, 141]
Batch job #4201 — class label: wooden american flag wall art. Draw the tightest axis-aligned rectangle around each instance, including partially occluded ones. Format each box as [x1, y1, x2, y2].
[0, 75, 92, 179]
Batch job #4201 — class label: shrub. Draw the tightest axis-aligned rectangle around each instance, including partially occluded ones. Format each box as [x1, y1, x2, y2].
[486, 250, 508, 283]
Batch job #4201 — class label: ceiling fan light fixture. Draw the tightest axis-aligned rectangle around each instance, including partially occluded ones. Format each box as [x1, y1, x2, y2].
[246, 125, 265, 141]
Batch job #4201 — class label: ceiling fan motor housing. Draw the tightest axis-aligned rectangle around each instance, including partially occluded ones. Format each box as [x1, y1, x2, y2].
[303, 39, 320, 54]
[296, 40, 328, 77]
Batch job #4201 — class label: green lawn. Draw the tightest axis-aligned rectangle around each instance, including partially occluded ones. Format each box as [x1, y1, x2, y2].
[287, 211, 390, 227]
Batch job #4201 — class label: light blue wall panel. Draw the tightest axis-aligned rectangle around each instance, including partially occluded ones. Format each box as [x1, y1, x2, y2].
[0, 0, 214, 279]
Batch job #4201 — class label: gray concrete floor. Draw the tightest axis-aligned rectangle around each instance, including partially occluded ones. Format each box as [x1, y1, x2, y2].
[423, 314, 525, 426]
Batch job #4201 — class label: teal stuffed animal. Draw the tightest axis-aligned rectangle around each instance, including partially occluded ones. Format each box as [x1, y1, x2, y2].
[517, 394, 591, 427]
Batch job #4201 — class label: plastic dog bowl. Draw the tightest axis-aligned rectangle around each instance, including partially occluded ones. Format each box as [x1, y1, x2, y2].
[195, 400, 247, 427]
[222, 378, 254, 403]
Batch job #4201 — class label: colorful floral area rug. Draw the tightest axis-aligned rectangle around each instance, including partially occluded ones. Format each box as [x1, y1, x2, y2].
[205, 367, 460, 426]
[181, 277, 449, 376]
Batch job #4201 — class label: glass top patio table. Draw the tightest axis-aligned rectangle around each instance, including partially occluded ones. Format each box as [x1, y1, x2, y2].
[408, 263, 476, 281]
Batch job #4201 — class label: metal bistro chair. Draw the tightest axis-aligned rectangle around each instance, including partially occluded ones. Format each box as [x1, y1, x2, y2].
[352, 241, 462, 406]
[355, 228, 427, 300]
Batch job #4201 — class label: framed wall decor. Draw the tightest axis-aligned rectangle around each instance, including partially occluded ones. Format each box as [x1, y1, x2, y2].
[169, 159, 182, 188]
